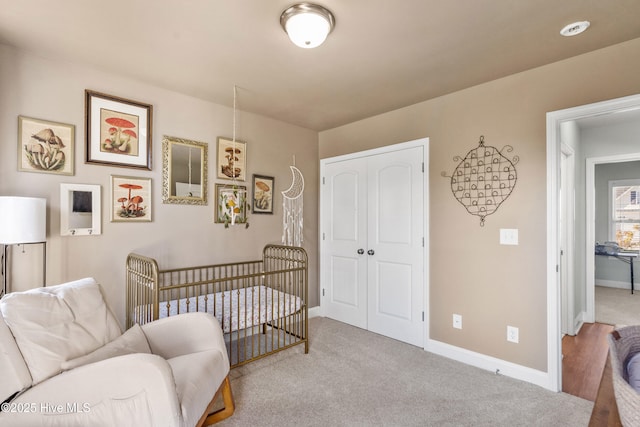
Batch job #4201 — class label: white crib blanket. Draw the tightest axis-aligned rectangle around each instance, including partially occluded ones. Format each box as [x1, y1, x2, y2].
[158, 285, 302, 334]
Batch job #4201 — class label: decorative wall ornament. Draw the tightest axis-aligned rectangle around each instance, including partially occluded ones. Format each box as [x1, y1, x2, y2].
[282, 158, 304, 246]
[441, 135, 519, 226]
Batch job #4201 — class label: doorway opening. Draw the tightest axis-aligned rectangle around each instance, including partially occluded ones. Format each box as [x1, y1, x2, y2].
[547, 93, 640, 392]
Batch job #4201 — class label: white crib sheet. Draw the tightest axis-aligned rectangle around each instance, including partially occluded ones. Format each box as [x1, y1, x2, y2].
[157, 285, 302, 334]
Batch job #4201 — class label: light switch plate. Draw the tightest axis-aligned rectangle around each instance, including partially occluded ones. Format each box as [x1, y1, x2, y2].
[500, 228, 518, 245]
[453, 314, 462, 329]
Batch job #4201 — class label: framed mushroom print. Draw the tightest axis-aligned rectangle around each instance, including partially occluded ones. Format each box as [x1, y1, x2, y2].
[215, 184, 248, 227]
[252, 174, 274, 214]
[216, 137, 246, 181]
[110, 175, 152, 222]
[86, 90, 153, 170]
[18, 116, 74, 175]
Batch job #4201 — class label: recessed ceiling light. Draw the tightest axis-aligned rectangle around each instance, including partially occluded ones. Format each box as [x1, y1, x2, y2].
[560, 21, 590, 37]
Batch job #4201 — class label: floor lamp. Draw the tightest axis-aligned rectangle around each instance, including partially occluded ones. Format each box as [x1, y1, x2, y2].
[0, 197, 47, 297]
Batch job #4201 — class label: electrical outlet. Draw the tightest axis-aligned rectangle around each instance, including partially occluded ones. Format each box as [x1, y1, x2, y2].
[507, 326, 519, 343]
[453, 314, 462, 329]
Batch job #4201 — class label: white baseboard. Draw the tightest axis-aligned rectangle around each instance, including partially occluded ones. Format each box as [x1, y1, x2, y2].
[426, 339, 554, 391]
[573, 311, 586, 334]
[596, 279, 633, 290]
[308, 306, 321, 318]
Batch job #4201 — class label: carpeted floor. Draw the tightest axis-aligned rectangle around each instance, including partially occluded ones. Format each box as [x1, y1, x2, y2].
[218, 317, 592, 426]
[595, 285, 640, 326]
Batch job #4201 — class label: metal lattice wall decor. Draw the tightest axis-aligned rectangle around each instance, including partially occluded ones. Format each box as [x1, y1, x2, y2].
[441, 135, 519, 226]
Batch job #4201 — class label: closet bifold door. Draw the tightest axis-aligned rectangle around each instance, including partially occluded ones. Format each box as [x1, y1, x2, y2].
[365, 147, 424, 347]
[321, 157, 368, 329]
[321, 143, 426, 347]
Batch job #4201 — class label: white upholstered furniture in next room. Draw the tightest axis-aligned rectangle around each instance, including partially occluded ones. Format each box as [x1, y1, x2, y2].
[0, 277, 234, 426]
[608, 325, 640, 427]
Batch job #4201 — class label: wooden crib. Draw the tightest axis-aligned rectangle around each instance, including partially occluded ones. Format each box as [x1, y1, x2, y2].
[125, 244, 308, 368]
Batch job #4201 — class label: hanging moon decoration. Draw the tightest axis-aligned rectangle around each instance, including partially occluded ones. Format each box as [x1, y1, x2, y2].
[282, 165, 305, 246]
[441, 135, 519, 226]
[282, 165, 305, 199]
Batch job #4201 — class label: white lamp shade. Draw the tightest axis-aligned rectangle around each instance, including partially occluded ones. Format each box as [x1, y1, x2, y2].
[0, 197, 46, 244]
[285, 12, 331, 48]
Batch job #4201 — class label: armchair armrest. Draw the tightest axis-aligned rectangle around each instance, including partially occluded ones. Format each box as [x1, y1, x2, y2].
[141, 312, 228, 362]
[1, 353, 181, 427]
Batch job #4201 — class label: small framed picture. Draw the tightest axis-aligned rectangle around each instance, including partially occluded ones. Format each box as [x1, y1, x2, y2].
[110, 175, 152, 222]
[252, 174, 274, 214]
[215, 184, 248, 226]
[86, 90, 153, 170]
[60, 183, 101, 236]
[18, 116, 75, 175]
[216, 137, 246, 181]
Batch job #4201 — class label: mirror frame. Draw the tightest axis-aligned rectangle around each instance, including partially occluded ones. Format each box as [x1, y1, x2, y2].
[60, 183, 101, 236]
[162, 135, 208, 205]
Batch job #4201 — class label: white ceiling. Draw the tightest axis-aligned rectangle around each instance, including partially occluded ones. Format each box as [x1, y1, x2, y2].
[1, 1, 640, 131]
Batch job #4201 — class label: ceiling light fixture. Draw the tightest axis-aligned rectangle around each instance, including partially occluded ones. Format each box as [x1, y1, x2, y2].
[280, 3, 335, 49]
[560, 21, 590, 37]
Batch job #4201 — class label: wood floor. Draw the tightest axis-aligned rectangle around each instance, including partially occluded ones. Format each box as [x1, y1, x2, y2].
[562, 322, 614, 401]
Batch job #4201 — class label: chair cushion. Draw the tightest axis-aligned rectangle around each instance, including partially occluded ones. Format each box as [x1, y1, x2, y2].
[168, 349, 229, 427]
[61, 323, 151, 371]
[0, 316, 32, 403]
[0, 278, 121, 384]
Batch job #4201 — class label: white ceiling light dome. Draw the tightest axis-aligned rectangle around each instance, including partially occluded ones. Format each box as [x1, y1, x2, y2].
[280, 3, 335, 49]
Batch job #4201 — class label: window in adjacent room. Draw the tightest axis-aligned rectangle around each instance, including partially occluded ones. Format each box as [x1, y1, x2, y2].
[610, 179, 640, 250]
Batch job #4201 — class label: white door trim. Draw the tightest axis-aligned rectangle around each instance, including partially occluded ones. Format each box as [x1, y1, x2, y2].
[319, 137, 430, 348]
[546, 93, 640, 392]
[560, 143, 576, 336]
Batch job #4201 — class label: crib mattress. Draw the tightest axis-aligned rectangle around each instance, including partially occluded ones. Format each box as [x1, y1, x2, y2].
[156, 285, 302, 334]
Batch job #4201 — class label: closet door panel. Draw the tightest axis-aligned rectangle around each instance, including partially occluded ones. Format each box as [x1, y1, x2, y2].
[375, 260, 412, 320]
[331, 171, 359, 241]
[321, 159, 368, 329]
[367, 147, 424, 346]
[376, 164, 412, 245]
[330, 255, 360, 307]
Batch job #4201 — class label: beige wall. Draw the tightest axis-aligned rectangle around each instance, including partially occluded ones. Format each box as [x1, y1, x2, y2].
[319, 38, 640, 371]
[4, 36, 640, 374]
[0, 44, 319, 327]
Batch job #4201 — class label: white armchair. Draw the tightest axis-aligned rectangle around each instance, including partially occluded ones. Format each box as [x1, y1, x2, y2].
[0, 278, 234, 426]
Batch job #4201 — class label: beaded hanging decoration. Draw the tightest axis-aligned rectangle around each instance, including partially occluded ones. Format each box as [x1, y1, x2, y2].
[441, 135, 519, 226]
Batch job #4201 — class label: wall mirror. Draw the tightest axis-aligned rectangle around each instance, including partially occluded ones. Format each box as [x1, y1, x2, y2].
[162, 135, 208, 205]
[60, 183, 101, 236]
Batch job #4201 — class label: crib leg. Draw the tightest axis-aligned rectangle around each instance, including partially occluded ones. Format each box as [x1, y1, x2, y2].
[202, 376, 235, 425]
[262, 323, 267, 334]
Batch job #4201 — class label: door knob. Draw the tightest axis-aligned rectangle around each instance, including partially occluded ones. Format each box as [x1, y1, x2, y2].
[367, 249, 375, 255]
[357, 249, 365, 255]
